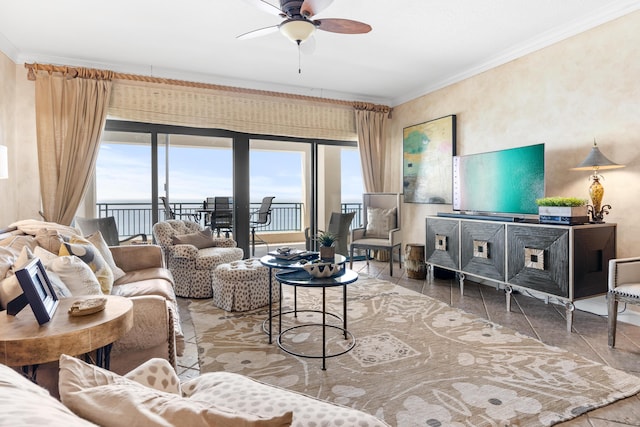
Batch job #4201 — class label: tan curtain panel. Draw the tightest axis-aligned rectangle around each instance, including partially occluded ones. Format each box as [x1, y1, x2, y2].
[354, 106, 389, 192]
[108, 80, 358, 141]
[34, 70, 113, 225]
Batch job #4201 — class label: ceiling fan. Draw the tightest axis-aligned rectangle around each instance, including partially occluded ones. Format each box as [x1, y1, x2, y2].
[238, 0, 372, 45]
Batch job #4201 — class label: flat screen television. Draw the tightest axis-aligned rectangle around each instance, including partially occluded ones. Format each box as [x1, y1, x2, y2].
[453, 143, 545, 216]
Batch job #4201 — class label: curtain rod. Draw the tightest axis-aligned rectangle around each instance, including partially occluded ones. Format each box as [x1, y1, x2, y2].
[25, 63, 391, 114]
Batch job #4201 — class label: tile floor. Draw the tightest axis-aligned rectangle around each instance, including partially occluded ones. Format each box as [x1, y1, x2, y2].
[176, 258, 640, 426]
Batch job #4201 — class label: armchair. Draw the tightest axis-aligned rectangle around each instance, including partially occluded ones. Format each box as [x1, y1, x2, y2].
[75, 216, 147, 246]
[152, 220, 243, 298]
[350, 193, 403, 276]
[607, 257, 640, 347]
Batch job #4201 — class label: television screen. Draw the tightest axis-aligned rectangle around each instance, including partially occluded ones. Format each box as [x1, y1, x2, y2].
[453, 143, 545, 215]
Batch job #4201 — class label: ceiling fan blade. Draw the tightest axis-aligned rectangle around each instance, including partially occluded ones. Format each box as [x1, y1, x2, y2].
[240, 0, 283, 16]
[300, 0, 334, 17]
[237, 25, 280, 40]
[316, 18, 372, 34]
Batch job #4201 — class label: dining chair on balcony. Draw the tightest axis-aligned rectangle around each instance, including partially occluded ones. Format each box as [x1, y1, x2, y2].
[212, 196, 233, 237]
[75, 216, 147, 246]
[249, 196, 275, 257]
[160, 196, 197, 221]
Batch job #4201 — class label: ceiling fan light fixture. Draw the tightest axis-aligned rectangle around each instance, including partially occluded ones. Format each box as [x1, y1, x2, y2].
[279, 19, 316, 44]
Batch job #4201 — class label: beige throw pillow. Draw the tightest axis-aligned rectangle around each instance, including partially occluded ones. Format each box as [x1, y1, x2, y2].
[58, 355, 293, 427]
[86, 231, 126, 281]
[172, 228, 215, 249]
[59, 236, 114, 294]
[365, 207, 397, 238]
[45, 256, 102, 296]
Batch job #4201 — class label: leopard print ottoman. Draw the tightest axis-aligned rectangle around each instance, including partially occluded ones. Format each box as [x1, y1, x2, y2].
[212, 259, 278, 311]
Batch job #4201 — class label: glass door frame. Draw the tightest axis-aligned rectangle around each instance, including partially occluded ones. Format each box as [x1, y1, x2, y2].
[103, 119, 357, 256]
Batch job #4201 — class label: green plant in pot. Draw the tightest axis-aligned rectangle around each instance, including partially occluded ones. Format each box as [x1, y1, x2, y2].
[536, 197, 589, 225]
[317, 231, 336, 261]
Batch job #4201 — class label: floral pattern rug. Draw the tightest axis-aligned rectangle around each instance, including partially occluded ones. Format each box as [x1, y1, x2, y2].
[190, 274, 640, 426]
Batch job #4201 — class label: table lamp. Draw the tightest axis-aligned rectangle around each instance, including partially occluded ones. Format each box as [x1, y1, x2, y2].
[570, 139, 624, 223]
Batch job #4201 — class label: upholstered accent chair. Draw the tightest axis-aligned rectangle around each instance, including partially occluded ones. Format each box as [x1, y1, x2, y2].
[152, 220, 243, 298]
[350, 193, 403, 276]
[607, 256, 640, 347]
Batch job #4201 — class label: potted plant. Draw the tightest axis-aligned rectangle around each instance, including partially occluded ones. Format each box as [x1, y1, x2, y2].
[536, 197, 589, 225]
[317, 231, 336, 261]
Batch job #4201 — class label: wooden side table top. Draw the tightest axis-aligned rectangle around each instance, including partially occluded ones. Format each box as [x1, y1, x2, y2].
[0, 295, 133, 367]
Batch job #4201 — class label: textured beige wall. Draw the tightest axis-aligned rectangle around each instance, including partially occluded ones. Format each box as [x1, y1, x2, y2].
[388, 11, 640, 258]
[0, 52, 39, 226]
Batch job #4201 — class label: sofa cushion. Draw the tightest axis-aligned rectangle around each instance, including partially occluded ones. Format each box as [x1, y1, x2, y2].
[113, 267, 174, 288]
[86, 231, 126, 281]
[124, 357, 181, 395]
[59, 355, 293, 427]
[0, 362, 96, 426]
[60, 237, 114, 294]
[365, 207, 396, 238]
[172, 228, 216, 249]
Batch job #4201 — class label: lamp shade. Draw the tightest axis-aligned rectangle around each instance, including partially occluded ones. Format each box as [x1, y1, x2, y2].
[0, 145, 7, 179]
[279, 19, 316, 44]
[570, 140, 625, 171]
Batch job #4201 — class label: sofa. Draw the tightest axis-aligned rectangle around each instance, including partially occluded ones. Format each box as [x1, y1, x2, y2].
[0, 220, 184, 395]
[152, 219, 244, 298]
[0, 354, 390, 427]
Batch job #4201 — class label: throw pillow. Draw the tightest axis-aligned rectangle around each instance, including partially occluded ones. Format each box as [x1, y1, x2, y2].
[45, 255, 102, 296]
[32, 247, 73, 299]
[124, 357, 181, 395]
[58, 355, 293, 427]
[59, 236, 114, 294]
[0, 363, 96, 427]
[365, 207, 397, 238]
[85, 231, 126, 282]
[0, 247, 16, 280]
[172, 228, 215, 249]
[0, 275, 21, 311]
[35, 228, 65, 254]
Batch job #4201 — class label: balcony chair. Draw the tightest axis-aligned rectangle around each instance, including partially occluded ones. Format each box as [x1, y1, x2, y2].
[152, 219, 243, 298]
[249, 196, 275, 257]
[75, 216, 147, 246]
[305, 211, 356, 257]
[159, 196, 197, 221]
[349, 193, 403, 276]
[212, 196, 233, 237]
[607, 256, 640, 347]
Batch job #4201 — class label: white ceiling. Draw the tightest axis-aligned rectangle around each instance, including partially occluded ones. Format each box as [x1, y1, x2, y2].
[1, 0, 639, 106]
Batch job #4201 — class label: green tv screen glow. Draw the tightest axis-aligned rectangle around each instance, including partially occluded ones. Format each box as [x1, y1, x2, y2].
[453, 143, 545, 215]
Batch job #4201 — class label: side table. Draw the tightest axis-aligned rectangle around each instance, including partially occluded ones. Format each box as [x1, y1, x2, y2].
[275, 268, 358, 370]
[0, 295, 133, 380]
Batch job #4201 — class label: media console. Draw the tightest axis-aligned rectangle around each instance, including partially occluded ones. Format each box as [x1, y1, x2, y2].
[425, 216, 616, 331]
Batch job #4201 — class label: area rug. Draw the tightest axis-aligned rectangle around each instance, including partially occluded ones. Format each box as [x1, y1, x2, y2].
[190, 274, 640, 426]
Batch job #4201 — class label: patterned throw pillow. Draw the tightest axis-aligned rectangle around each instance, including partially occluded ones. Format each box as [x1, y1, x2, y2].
[124, 358, 182, 395]
[58, 355, 293, 427]
[365, 207, 397, 238]
[85, 231, 126, 281]
[59, 236, 114, 294]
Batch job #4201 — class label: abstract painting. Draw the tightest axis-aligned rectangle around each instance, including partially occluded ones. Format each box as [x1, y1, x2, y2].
[403, 115, 456, 203]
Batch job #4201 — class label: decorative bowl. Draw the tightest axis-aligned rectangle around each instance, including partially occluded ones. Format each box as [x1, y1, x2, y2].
[302, 263, 339, 278]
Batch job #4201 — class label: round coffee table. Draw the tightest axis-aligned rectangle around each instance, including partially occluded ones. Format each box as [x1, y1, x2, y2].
[275, 268, 358, 370]
[0, 295, 133, 378]
[260, 253, 346, 343]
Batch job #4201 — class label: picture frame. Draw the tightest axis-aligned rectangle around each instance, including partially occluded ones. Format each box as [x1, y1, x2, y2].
[403, 114, 457, 204]
[14, 258, 59, 325]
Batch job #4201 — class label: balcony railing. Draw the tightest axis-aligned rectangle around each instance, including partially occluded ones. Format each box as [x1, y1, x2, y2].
[95, 201, 363, 239]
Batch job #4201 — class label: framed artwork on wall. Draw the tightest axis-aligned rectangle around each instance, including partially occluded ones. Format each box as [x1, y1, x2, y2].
[403, 115, 456, 204]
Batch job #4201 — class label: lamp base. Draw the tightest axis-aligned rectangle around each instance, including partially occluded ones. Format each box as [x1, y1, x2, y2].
[588, 204, 611, 223]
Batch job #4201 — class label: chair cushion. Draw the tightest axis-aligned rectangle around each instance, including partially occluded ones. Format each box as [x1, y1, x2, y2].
[612, 283, 640, 298]
[365, 207, 396, 238]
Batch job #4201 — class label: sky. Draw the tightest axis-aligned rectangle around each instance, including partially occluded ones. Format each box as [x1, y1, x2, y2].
[96, 143, 364, 203]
